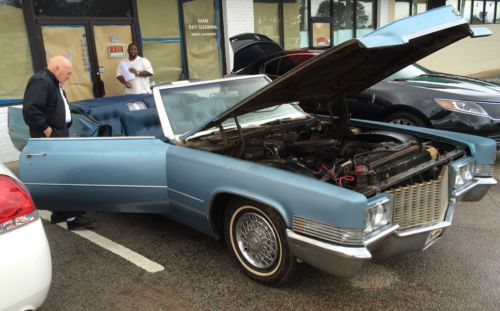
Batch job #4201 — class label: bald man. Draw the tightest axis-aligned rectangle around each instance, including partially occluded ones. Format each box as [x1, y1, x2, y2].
[23, 55, 73, 138]
[23, 55, 95, 230]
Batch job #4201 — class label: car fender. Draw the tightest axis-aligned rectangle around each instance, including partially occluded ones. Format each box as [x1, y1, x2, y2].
[208, 186, 290, 231]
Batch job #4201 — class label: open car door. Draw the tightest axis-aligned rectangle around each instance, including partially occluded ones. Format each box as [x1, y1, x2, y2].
[20, 137, 171, 214]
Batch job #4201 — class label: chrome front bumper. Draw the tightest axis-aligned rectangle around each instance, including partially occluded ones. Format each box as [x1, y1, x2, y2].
[453, 177, 497, 202]
[287, 176, 496, 278]
[287, 200, 455, 278]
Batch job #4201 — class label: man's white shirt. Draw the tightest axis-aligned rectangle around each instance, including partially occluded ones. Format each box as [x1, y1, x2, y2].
[59, 86, 71, 123]
[116, 56, 154, 94]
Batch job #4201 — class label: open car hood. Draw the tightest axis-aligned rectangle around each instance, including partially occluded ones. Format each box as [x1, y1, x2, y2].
[182, 6, 490, 141]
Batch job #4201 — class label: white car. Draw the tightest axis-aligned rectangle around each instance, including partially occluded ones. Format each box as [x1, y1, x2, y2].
[0, 163, 51, 311]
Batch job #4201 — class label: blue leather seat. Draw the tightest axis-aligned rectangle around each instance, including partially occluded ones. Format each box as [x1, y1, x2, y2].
[120, 109, 163, 137]
[142, 95, 156, 108]
[70, 95, 151, 136]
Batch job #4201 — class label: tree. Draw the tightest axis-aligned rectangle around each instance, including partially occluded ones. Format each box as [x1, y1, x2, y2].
[315, 0, 371, 29]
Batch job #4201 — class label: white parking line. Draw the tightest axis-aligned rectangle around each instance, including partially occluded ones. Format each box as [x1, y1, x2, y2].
[38, 210, 165, 273]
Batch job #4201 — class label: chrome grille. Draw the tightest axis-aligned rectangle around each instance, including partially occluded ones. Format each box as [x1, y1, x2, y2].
[388, 166, 449, 230]
[293, 216, 364, 246]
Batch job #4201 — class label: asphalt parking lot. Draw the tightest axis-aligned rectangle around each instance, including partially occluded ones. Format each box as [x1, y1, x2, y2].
[5, 158, 500, 311]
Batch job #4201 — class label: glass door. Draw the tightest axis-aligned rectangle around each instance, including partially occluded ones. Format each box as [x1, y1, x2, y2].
[40, 21, 134, 100]
[182, 0, 224, 79]
[93, 24, 133, 97]
[311, 21, 332, 47]
[310, 0, 333, 47]
[41, 25, 94, 101]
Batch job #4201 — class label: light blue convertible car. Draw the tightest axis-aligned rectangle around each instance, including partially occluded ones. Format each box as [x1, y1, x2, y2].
[8, 6, 497, 285]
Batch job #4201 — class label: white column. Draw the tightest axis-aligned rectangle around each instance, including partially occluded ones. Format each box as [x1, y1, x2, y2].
[222, 0, 255, 74]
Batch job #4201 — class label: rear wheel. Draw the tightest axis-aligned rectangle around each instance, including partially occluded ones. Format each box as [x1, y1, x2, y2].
[384, 111, 427, 127]
[224, 199, 298, 286]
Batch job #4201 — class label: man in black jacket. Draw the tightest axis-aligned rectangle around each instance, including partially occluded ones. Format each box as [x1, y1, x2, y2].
[23, 55, 95, 230]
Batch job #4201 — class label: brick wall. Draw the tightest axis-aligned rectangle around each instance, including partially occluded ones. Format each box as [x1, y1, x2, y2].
[222, 0, 255, 73]
[0, 106, 20, 163]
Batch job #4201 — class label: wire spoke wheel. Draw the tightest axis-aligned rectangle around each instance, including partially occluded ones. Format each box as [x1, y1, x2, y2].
[235, 212, 278, 269]
[224, 200, 299, 285]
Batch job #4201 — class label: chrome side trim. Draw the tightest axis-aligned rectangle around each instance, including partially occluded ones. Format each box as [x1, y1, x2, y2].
[24, 182, 168, 188]
[166, 188, 204, 203]
[23, 152, 47, 158]
[475, 164, 494, 177]
[286, 229, 371, 259]
[24, 183, 204, 202]
[293, 216, 364, 246]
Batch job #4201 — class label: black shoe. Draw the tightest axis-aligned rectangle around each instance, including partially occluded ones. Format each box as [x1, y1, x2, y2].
[50, 212, 67, 224]
[67, 215, 96, 230]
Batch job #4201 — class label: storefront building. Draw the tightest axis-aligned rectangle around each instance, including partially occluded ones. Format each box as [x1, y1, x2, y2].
[1, 0, 500, 162]
[0, 0, 225, 103]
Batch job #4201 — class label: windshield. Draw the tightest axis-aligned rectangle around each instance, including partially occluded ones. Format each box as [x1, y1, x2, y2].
[384, 64, 430, 81]
[158, 76, 306, 136]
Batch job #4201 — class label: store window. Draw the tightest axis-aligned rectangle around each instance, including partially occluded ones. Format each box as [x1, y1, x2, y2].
[484, 0, 496, 23]
[496, 0, 500, 22]
[0, 0, 33, 104]
[137, 0, 183, 83]
[446, 0, 459, 9]
[356, 0, 375, 37]
[393, 0, 427, 21]
[254, 0, 308, 49]
[412, 0, 427, 14]
[257, 0, 376, 48]
[312, 0, 330, 17]
[395, 0, 412, 20]
[254, 0, 280, 45]
[283, 0, 308, 49]
[182, 0, 224, 80]
[454, 0, 499, 23]
[334, 0, 354, 45]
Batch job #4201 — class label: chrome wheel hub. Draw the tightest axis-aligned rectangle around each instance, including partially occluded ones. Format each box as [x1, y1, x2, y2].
[235, 211, 278, 269]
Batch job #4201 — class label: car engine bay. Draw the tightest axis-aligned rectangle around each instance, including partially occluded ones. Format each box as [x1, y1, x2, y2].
[186, 117, 464, 197]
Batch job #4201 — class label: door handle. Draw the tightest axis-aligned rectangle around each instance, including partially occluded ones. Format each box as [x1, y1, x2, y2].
[23, 152, 47, 158]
